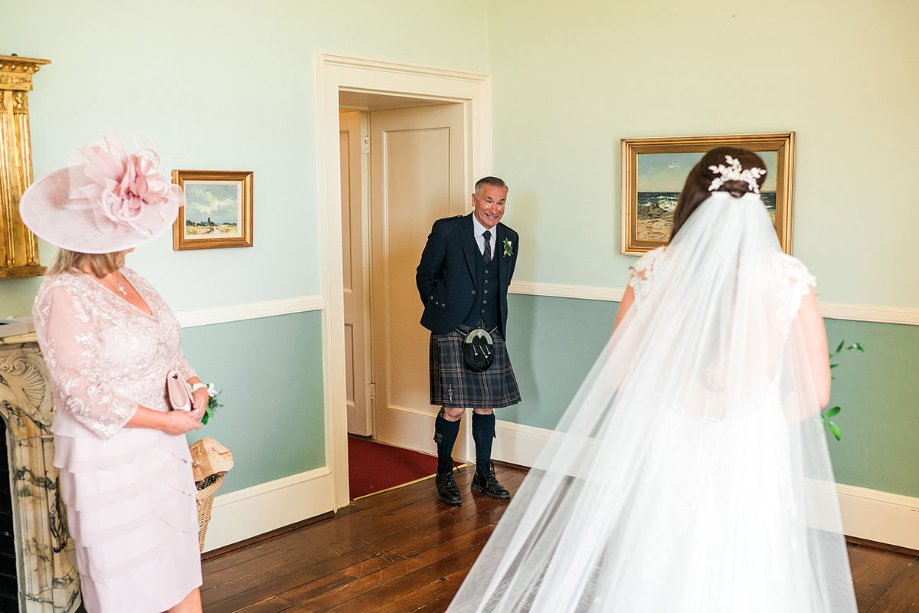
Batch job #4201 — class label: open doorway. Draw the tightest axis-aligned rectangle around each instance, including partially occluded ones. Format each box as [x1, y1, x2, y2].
[338, 95, 467, 499]
[317, 53, 492, 510]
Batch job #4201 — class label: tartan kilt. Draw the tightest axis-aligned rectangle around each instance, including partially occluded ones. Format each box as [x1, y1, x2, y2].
[429, 324, 521, 409]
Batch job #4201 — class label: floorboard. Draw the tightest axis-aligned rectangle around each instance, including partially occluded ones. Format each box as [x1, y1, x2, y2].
[201, 465, 919, 612]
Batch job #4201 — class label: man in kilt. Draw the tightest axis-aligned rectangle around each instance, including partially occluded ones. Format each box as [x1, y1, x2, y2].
[416, 176, 521, 505]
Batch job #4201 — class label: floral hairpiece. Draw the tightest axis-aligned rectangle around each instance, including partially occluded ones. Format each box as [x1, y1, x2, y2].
[708, 155, 766, 195]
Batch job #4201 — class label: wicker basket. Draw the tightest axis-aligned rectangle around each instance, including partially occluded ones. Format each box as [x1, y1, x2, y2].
[195, 474, 224, 552]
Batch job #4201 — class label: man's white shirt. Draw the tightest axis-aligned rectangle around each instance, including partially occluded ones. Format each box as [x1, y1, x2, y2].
[472, 215, 494, 258]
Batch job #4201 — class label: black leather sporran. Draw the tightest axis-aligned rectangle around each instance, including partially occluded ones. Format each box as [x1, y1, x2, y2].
[462, 328, 495, 372]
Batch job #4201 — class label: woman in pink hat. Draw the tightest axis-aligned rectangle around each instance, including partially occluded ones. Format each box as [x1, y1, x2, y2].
[21, 132, 205, 613]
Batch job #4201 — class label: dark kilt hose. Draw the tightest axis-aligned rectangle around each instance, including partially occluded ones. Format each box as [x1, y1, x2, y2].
[429, 325, 521, 409]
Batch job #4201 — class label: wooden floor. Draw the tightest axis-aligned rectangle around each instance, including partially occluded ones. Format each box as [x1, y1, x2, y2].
[202, 465, 918, 613]
[848, 540, 919, 612]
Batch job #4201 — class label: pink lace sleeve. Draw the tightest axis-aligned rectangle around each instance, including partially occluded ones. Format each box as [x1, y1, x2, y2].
[33, 284, 138, 439]
[176, 349, 197, 382]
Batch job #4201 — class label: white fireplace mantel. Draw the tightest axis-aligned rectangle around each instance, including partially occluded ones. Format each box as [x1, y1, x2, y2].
[0, 333, 80, 613]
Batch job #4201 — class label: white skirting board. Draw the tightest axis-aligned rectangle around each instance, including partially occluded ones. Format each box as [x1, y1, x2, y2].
[492, 419, 919, 551]
[201, 466, 334, 553]
[836, 484, 919, 550]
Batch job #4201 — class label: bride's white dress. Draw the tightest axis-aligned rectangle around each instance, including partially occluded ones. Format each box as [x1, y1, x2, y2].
[447, 192, 857, 613]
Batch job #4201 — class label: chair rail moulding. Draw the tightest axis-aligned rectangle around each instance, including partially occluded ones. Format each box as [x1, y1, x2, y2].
[0, 55, 50, 279]
[316, 52, 492, 510]
[508, 282, 919, 326]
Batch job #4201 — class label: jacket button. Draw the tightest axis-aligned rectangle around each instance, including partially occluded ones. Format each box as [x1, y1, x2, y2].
[483, 300, 487, 304]
[429, 295, 434, 300]
[471, 290, 476, 294]
[484, 290, 488, 294]
[434, 301, 439, 305]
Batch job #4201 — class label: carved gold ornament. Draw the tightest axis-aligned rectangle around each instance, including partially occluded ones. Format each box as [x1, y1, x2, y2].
[0, 54, 50, 278]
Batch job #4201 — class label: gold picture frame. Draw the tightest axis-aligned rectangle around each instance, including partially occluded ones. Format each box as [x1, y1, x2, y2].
[620, 132, 795, 256]
[172, 170, 253, 250]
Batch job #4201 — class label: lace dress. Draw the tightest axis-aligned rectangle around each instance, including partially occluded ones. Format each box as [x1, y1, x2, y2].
[33, 268, 202, 613]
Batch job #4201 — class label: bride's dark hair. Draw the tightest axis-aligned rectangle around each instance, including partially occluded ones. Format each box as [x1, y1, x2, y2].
[670, 146, 768, 241]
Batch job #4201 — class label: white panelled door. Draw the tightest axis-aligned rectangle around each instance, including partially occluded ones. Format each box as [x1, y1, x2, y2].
[340, 110, 372, 436]
[369, 103, 467, 454]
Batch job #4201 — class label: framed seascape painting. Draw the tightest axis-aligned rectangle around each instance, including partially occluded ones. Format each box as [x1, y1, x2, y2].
[172, 170, 253, 250]
[620, 132, 795, 255]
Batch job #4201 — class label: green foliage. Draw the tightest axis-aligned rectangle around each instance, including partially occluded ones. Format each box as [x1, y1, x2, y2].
[822, 341, 865, 441]
[201, 388, 223, 426]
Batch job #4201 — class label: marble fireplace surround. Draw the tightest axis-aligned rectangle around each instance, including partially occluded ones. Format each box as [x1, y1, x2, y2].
[0, 333, 80, 612]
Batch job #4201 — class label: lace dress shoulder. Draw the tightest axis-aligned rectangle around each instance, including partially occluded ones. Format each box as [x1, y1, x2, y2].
[33, 273, 139, 439]
[772, 253, 816, 329]
[628, 247, 667, 306]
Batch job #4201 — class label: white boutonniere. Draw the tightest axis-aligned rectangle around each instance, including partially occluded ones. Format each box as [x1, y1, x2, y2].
[503, 238, 513, 257]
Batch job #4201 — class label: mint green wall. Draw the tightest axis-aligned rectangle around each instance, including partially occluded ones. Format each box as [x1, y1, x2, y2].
[2, 1, 916, 505]
[0, 0, 488, 317]
[505, 294, 919, 498]
[0, 1, 488, 499]
[182, 311, 325, 495]
[489, 0, 919, 501]
[503, 295, 615, 430]
[488, 0, 919, 308]
[823, 319, 919, 498]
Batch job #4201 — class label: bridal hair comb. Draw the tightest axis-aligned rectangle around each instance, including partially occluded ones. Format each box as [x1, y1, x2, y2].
[708, 155, 766, 195]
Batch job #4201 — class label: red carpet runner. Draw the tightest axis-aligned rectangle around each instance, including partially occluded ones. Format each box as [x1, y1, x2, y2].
[348, 437, 440, 499]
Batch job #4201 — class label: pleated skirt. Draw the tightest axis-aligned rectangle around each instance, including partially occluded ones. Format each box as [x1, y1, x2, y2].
[53, 410, 203, 613]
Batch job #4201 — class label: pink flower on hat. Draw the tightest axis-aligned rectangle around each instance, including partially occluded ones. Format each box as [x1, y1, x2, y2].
[69, 131, 184, 236]
[19, 131, 185, 254]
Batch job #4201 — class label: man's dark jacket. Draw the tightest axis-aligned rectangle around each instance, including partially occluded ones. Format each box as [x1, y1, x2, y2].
[416, 213, 519, 337]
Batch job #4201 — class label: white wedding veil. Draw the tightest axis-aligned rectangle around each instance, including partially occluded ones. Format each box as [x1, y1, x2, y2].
[447, 192, 857, 613]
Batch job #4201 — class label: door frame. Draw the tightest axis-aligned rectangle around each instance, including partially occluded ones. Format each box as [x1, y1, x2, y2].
[316, 52, 492, 509]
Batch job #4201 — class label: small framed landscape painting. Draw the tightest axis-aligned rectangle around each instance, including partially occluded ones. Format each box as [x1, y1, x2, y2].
[172, 170, 253, 250]
[620, 132, 795, 255]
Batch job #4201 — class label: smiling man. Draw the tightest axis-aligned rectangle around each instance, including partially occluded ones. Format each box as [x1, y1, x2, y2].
[416, 176, 521, 505]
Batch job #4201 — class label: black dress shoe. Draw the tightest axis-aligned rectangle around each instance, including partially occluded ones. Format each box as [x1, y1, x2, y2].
[471, 462, 511, 499]
[435, 470, 462, 505]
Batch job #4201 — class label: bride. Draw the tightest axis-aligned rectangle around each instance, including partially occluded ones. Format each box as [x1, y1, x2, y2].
[447, 147, 857, 612]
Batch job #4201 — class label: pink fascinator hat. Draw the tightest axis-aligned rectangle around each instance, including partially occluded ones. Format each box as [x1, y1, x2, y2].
[19, 131, 185, 254]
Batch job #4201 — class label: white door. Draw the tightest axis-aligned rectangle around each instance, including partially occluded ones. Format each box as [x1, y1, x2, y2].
[370, 103, 467, 454]
[340, 110, 372, 436]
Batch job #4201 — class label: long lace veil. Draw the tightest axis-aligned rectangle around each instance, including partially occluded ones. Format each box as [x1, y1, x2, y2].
[447, 192, 857, 613]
